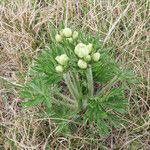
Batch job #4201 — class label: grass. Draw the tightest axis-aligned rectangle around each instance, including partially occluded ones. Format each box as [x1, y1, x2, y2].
[0, 0, 150, 149]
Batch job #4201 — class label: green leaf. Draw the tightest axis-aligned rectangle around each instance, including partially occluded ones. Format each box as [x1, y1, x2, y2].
[92, 53, 119, 83]
[97, 120, 110, 136]
[20, 76, 52, 109]
[22, 96, 43, 107]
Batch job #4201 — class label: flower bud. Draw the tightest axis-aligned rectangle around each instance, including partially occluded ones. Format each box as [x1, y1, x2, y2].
[55, 65, 63, 72]
[72, 31, 78, 39]
[74, 43, 89, 58]
[62, 28, 72, 37]
[55, 34, 62, 42]
[87, 43, 93, 53]
[67, 37, 73, 43]
[92, 52, 100, 62]
[78, 59, 87, 69]
[55, 54, 69, 65]
[84, 55, 91, 62]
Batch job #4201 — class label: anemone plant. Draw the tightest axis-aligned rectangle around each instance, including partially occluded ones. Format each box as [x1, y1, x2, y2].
[20, 26, 133, 136]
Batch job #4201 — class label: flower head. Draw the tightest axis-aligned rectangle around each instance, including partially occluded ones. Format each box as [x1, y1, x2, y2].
[55, 34, 62, 42]
[55, 54, 69, 65]
[87, 43, 93, 53]
[84, 55, 91, 62]
[55, 65, 63, 72]
[62, 28, 72, 37]
[78, 59, 87, 69]
[72, 31, 78, 39]
[74, 43, 89, 58]
[92, 52, 100, 62]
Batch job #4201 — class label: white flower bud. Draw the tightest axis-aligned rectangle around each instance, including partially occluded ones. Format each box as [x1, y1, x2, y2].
[62, 28, 72, 37]
[55, 54, 69, 65]
[74, 43, 89, 58]
[55, 65, 63, 72]
[84, 55, 91, 62]
[87, 43, 93, 53]
[92, 52, 100, 62]
[55, 34, 62, 42]
[72, 31, 78, 39]
[78, 59, 87, 69]
[67, 37, 73, 43]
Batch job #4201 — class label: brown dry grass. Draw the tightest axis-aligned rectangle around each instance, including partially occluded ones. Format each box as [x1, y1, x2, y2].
[0, 0, 150, 149]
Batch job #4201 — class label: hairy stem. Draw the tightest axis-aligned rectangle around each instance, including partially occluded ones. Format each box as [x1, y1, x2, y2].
[63, 72, 82, 110]
[70, 72, 83, 100]
[56, 92, 76, 105]
[86, 66, 94, 97]
[52, 97, 76, 109]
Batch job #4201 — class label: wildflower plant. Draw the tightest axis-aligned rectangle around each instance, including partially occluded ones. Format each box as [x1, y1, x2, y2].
[20, 27, 132, 136]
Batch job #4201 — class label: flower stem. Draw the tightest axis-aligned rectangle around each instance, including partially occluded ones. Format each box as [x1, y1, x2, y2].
[63, 72, 82, 110]
[86, 65, 94, 98]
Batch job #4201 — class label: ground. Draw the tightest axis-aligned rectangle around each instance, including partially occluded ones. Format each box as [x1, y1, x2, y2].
[0, 0, 150, 149]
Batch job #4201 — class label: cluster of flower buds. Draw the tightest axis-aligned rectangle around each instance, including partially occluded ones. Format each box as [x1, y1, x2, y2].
[55, 54, 69, 72]
[55, 28, 78, 43]
[74, 43, 100, 69]
[54, 28, 100, 72]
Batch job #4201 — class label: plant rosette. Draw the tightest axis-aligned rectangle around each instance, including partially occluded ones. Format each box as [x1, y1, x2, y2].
[21, 27, 132, 136]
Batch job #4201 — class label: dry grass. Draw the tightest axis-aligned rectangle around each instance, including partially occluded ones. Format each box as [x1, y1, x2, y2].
[0, 0, 150, 149]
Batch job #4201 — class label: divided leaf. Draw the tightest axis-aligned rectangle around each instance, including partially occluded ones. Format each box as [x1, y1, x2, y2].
[21, 77, 52, 109]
